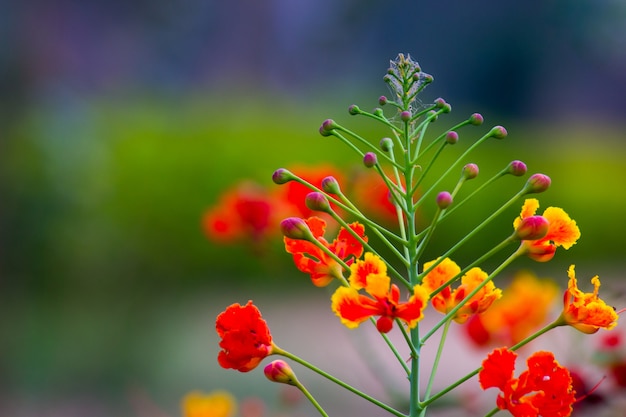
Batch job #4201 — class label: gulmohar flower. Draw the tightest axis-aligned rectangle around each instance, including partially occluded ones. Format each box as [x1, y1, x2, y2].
[182, 390, 237, 417]
[422, 258, 501, 324]
[514, 198, 580, 262]
[284, 216, 367, 287]
[465, 270, 558, 347]
[331, 252, 429, 333]
[216, 301, 274, 372]
[556, 265, 619, 334]
[479, 348, 576, 417]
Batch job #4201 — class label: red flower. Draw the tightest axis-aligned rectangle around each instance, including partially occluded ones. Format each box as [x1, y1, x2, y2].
[283, 216, 367, 287]
[202, 181, 285, 245]
[479, 348, 575, 417]
[216, 301, 274, 372]
[279, 165, 344, 218]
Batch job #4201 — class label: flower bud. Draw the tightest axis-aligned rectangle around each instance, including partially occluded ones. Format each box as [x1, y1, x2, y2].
[321, 176, 341, 194]
[379, 137, 393, 152]
[427, 110, 438, 122]
[434, 98, 451, 113]
[348, 104, 360, 115]
[319, 119, 338, 137]
[445, 131, 459, 145]
[305, 192, 331, 213]
[506, 160, 527, 177]
[363, 152, 378, 168]
[280, 217, 314, 240]
[490, 126, 508, 139]
[469, 113, 484, 126]
[514, 215, 549, 240]
[378, 96, 388, 106]
[400, 110, 411, 122]
[462, 163, 479, 180]
[436, 191, 453, 209]
[264, 360, 297, 386]
[525, 173, 551, 194]
[376, 316, 394, 333]
[272, 168, 295, 185]
[423, 74, 434, 83]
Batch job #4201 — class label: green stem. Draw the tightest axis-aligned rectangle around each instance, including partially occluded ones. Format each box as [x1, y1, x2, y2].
[291, 380, 330, 417]
[423, 319, 452, 401]
[274, 347, 406, 417]
[333, 128, 404, 170]
[484, 407, 501, 417]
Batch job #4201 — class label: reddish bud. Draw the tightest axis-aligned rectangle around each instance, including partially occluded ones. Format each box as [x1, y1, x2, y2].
[280, 217, 313, 240]
[445, 131, 459, 144]
[507, 160, 527, 177]
[305, 192, 331, 213]
[436, 191, 453, 209]
[400, 111, 411, 122]
[348, 104, 360, 115]
[525, 173, 551, 194]
[264, 360, 298, 386]
[462, 163, 479, 180]
[514, 215, 549, 240]
[378, 96, 388, 106]
[363, 152, 378, 168]
[272, 168, 295, 185]
[319, 119, 338, 137]
[490, 126, 508, 139]
[321, 176, 341, 194]
[469, 113, 484, 126]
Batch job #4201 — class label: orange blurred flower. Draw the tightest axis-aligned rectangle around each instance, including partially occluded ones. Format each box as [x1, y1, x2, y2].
[279, 165, 345, 218]
[514, 198, 580, 262]
[465, 271, 558, 347]
[202, 181, 286, 245]
[421, 258, 501, 324]
[350, 170, 403, 226]
[216, 301, 274, 372]
[479, 348, 575, 417]
[557, 265, 619, 334]
[283, 216, 367, 287]
[182, 390, 237, 417]
[331, 252, 429, 333]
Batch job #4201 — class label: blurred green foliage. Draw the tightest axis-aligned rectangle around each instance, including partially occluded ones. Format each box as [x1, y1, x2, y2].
[3, 93, 625, 295]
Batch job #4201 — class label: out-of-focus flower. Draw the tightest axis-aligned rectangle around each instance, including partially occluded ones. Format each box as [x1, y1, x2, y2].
[421, 258, 501, 324]
[479, 348, 575, 417]
[283, 216, 367, 287]
[331, 252, 429, 333]
[594, 332, 626, 388]
[514, 198, 580, 262]
[555, 265, 619, 334]
[182, 390, 237, 417]
[465, 270, 559, 347]
[202, 181, 286, 246]
[216, 301, 274, 372]
[278, 165, 345, 218]
[349, 171, 404, 226]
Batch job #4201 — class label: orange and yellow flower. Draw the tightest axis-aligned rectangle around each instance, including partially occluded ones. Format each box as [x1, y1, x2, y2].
[182, 390, 237, 417]
[216, 301, 274, 372]
[331, 253, 429, 333]
[557, 265, 619, 334]
[479, 348, 575, 417]
[465, 270, 558, 347]
[284, 216, 367, 287]
[514, 198, 580, 262]
[421, 258, 501, 324]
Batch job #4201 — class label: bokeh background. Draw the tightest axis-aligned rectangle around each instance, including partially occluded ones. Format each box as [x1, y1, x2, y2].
[1, 1, 626, 416]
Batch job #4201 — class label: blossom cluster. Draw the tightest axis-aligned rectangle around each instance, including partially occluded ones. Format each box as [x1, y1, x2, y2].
[208, 54, 621, 417]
